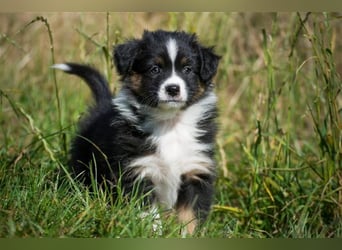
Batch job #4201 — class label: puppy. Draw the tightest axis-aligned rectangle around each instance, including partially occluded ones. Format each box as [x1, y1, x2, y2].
[53, 30, 220, 235]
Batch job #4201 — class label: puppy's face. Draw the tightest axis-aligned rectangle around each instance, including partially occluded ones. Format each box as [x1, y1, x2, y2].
[114, 30, 220, 110]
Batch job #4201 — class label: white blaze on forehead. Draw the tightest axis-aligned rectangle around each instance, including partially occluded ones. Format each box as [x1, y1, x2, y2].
[166, 38, 178, 65]
[158, 38, 187, 108]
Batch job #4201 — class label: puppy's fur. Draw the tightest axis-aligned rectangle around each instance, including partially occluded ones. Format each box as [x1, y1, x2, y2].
[54, 30, 220, 234]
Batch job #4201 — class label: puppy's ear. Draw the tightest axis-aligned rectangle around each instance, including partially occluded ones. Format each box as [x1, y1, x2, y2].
[113, 40, 140, 76]
[198, 46, 221, 84]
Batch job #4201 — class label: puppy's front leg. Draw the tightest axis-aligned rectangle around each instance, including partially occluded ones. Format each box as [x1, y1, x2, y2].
[126, 176, 163, 235]
[176, 173, 215, 236]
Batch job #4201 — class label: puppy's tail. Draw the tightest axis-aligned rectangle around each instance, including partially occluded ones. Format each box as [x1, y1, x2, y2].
[52, 63, 112, 106]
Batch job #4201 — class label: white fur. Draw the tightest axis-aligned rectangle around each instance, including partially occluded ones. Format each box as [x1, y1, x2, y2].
[112, 89, 139, 124]
[113, 38, 217, 210]
[158, 39, 188, 107]
[51, 63, 71, 72]
[128, 93, 217, 209]
[158, 75, 187, 104]
[139, 205, 163, 235]
[166, 38, 178, 64]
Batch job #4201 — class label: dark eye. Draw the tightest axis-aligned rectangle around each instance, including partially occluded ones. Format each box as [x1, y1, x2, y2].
[150, 65, 161, 75]
[182, 65, 192, 74]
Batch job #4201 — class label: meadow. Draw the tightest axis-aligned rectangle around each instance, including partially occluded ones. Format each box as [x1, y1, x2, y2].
[0, 12, 341, 237]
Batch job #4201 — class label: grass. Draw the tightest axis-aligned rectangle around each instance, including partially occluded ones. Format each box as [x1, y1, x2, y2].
[0, 12, 342, 238]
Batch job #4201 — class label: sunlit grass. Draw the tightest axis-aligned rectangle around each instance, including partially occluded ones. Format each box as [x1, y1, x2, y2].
[0, 12, 341, 237]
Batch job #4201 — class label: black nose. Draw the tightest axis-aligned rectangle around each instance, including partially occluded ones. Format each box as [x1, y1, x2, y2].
[165, 84, 180, 97]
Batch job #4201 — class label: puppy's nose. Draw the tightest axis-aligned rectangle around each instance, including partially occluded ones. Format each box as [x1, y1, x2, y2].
[165, 84, 180, 97]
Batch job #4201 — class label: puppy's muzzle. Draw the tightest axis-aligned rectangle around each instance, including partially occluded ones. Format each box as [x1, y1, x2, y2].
[165, 84, 180, 98]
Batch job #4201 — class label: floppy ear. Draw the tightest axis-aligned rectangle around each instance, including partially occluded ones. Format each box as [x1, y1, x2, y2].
[113, 40, 140, 76]
[198, 46, 221, 84]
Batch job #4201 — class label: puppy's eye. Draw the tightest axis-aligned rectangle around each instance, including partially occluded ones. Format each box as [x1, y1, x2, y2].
[150, 65, 161, 75]
[182, 65, 192, 74]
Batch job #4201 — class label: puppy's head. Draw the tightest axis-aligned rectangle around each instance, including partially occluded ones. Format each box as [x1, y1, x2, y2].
[113, 30, 220, 111]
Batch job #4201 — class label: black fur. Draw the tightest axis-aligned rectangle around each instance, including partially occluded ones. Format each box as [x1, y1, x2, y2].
[56, 30, 220, 233]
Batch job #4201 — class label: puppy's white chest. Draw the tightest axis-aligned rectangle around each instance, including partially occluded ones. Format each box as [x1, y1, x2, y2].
[128, 94, 216, 209]
[130, 118, 210, 209]
[156, 122, 198, 168]
[151, 121, 210, 208]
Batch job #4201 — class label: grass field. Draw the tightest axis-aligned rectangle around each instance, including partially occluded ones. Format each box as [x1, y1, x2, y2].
[0, 12, 341, 238]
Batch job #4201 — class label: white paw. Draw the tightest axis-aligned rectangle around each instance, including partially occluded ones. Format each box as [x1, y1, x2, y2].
[139, 206, 163, 236]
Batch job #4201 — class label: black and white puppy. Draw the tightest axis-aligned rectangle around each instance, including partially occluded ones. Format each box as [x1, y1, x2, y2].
[53, 30, 220, 234]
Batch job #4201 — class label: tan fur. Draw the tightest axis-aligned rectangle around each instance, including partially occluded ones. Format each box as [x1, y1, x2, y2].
[154, 56, 165, 66]
[180, 56, 189, 65]
[129, 73, 142, 91]
[177, 206, 197, 235]
[183, 168, 213, 182]
[193, 82, 207, 102]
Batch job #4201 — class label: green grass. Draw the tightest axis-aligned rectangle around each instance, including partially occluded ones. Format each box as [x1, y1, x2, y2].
[1, 12, 342, 238]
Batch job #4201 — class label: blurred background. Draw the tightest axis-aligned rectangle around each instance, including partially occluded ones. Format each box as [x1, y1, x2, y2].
[0, 12, 341, 237]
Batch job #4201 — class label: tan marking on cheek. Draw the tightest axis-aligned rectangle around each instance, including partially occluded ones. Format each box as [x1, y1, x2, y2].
[180, 57, 189, 65]
[192, 82, 206, 101]
[129, 73, 142, 91]
[177, 206, 197, 235]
